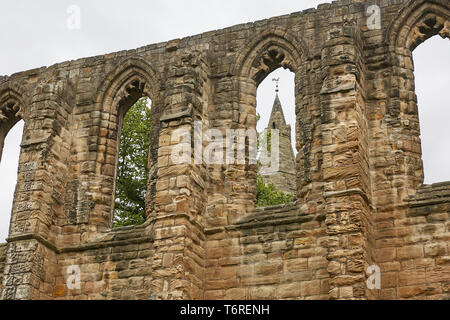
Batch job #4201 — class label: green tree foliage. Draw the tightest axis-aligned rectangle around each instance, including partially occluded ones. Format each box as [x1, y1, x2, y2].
[113, 97, 151, 227]
[255, 175, 295, 208]
[255, 113, 295, 208]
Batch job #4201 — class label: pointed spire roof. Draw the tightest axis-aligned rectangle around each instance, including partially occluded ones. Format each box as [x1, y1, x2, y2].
[268, 93, 287, 128]
[272, 93, 285, 117]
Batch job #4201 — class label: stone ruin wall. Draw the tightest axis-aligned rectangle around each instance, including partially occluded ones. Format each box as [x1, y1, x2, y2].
[0, 0, 449, 300]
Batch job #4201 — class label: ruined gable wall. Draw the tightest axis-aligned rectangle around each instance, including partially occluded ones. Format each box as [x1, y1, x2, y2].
[0, 0, 449, 300]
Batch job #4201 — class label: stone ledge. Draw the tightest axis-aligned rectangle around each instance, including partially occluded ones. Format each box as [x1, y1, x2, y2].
[148, 212, 204, 235]
[408, 182, 450, 208]
[160, 106, 193, 122]
[91, 225, 148, 243]
[228, 215, 321, 231]
[6, 233, 58, 252]
[324, 188, 370, 205]
[230, 206, 325, 230]
[21, 134, 51, 147]
[3, 213, 203, 256]
[60, 236, 153, 254]
[5, 228, 153, 255]
[414, 181, 450, 194]
[252, 202, 299, 214]
[203, 205, 326, 234]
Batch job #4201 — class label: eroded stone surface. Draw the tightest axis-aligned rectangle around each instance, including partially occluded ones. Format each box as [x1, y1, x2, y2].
[0, 0, 449, 300]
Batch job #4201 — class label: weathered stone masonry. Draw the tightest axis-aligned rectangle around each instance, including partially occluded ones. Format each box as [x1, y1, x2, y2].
[0, 0, 449, 300]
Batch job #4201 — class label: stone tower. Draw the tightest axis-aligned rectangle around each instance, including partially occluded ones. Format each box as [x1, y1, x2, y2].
[259, 88, 297, 194]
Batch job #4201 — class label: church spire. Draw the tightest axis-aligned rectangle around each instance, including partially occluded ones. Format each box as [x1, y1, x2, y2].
[259, 77, 296, 194]
[268, 87, 287, 129]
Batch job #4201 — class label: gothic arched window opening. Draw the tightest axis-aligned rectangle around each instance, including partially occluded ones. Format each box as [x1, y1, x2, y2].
[255, 68, 297, 206]
[413, 36, 450, 184]
[0, 120, 24, 242]
[113, 97, 152, 227]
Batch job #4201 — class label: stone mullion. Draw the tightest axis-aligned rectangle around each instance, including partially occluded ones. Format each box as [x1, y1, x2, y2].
[204, 74, 245, 299]
[320, 26, 372, 300]
[64, 75, 100, 230]
[151, 119, 204, 300]
[150, 52, 207, 299]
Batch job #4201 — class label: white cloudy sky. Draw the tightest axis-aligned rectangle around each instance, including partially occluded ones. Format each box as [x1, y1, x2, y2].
[0, 1, 448, 242]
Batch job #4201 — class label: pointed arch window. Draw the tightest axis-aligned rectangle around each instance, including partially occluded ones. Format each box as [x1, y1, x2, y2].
[0, 119, 24, 242]
[113, 96, 152, 227]
[256, 68, 297, 200]
[413, 35, 450, 184]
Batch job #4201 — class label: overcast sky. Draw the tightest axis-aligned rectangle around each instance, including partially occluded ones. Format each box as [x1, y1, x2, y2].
[0, 1, 448, 242]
